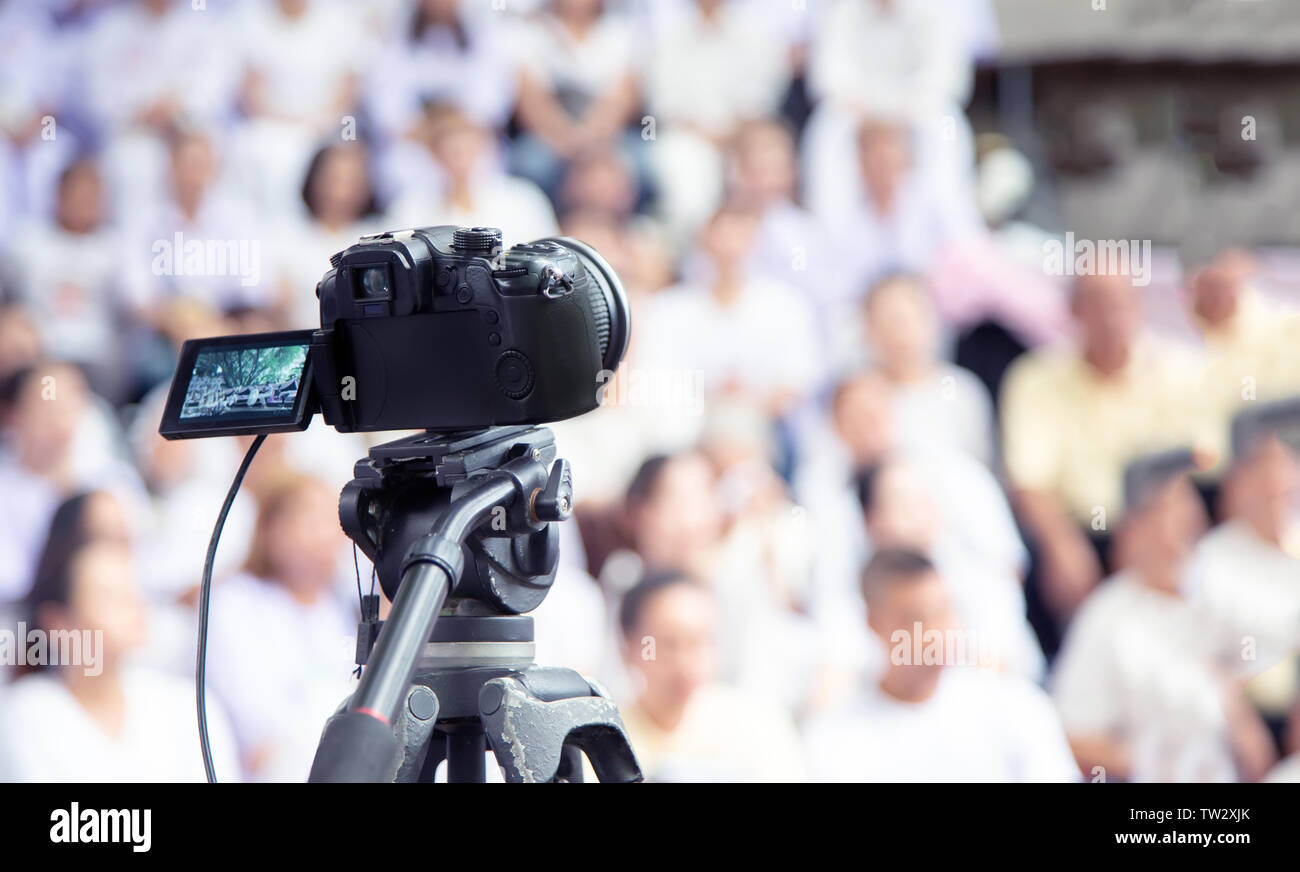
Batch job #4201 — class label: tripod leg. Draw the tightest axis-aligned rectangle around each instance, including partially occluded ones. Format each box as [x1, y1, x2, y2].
[417, 733, 445, 782]
[394, 685, 440, 783]
[556, 745, 585, 783]
[445, 728, 487, 783]
[478, 669, 643, 783]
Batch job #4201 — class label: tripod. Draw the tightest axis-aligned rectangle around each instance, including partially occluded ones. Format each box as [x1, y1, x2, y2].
[308, 426, 642, 783]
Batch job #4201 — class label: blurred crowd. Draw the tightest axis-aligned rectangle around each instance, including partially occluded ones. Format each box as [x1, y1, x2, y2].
[0, 0, 1298, 783]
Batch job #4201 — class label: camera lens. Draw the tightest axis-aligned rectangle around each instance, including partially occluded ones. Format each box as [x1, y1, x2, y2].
[536, 237, 631, 373]
[358, 266, 391, 299]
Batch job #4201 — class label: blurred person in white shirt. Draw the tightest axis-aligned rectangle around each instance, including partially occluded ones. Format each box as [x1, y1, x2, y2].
[616, 571, 805, 782]
[803, 0, 976, 225]
[849, 458, 1044, 683]
[0, 539, 238, 782]
[644, 0, 790, 242]
[602, 443, 823, 714]
[860, 273, 996, 468]
[1052, 461, 1278, 782]
[84, 0, 238, 220]
[229, 0, 372, 215]
[83, 0, 237, 136]
[558, 148, 639, 224]
[599, 452, 724, 597]
[509, 0, 643, 200]
[269, 141, 386, 328]
[832, 119, 982, 310]
[205, 474, 360, 782]
[803, 548, 1078, 782]
[127, 389, 256, 675]
[1190, 432, 1300, 731]
[5, 159, 132, 402]
[0, 0, 81, 236]
[365, 0, 518, 143]
[600, 452, 733, 680]
[387, 104, 557, 243]
[0, 487, 137, 648]
[635, 202, 821, 445]
[696, 400, 823, 714]
[0, 363, 144, 607]
[1193, 433, 1300, 639]
[726, 118, 839, 337]
[795, 371, 1030, 672]
[124, 128, 265, 317]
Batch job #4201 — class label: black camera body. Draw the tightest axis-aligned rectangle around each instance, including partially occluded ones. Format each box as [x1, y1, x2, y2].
[159, 226, 630, 440]
[312, 226, 628, 433]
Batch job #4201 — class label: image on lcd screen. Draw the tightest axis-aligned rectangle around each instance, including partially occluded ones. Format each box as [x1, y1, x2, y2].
[179, 343, 308, 420]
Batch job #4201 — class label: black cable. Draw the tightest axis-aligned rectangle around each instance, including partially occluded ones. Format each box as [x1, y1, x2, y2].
[352, 542, 364, 609]
[197, 433, 266, 783]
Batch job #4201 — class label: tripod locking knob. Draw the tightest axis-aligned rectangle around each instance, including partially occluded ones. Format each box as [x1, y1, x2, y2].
[532, 459, 573, 522]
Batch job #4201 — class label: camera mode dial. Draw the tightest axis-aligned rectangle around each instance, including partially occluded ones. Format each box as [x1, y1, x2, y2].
[452, 226, 503, 255]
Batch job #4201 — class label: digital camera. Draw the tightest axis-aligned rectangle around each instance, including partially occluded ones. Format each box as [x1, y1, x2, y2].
[159, 226, 631, 439]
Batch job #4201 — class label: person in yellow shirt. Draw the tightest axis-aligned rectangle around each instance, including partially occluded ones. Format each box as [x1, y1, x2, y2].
[1001, 272, 1200, 628]
[1185, 249, 1300, 472]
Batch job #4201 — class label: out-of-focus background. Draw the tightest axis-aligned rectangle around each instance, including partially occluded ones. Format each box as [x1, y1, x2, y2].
[0, 0, 1298, 783]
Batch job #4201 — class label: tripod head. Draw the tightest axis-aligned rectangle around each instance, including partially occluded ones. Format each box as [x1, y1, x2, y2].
[340, 426, 571, 614]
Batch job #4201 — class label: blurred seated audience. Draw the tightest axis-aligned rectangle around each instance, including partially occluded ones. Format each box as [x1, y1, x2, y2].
[0, 363, 143, 606]
[365, 0, 517, 142]
[616, 571, 805, 782]
[601, 446, 819, 710]
[645, 0, 790, 241]
[205, 475, 359, 782]
[5, 159, 131, 403]
[387, 104, 557, 242]
[270, 141, 385, 328]
[124, 128, 264, 317]
[726, 119, 837, 325]
[86, 0, 237, 220]
[559, 147, 639, 224]
[1185, 249, 1300, 470]
[803, 0, 975, 225]
[861, 273, 996, 467]
[1190, 432, 1300, 731]
[803, 549, 1078, 781]
[229, 0, 371, 215]
[853, 458, 1044, 682]
[1001, 273, 1200, 631]
[509, 0, 643, 202]
[636, 202, 820, 436]
[0, 538, 237, 781]
[1052, 463, 1275, 782]
[796, 370, 1028, 655]
[832, 119, 981, 308]
[5, 0, 1299, 786]
[0, 0, 79, 237]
